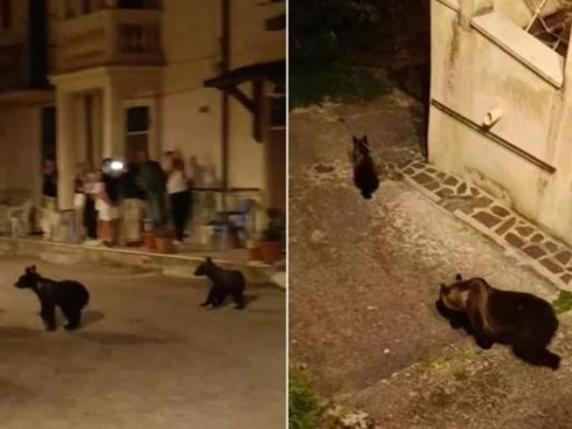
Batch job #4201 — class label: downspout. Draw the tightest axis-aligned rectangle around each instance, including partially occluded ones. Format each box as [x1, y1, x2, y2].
[221, 0, 230, 209]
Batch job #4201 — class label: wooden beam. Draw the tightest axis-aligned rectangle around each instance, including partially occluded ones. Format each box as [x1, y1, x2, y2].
[227, 86, 255, 113]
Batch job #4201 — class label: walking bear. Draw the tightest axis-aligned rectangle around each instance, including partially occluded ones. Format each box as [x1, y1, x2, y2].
[15, 265, 90, 331]
[351, 135, 379, 200]
[437, 273, 560, 370]
[194, 257, 246, 309]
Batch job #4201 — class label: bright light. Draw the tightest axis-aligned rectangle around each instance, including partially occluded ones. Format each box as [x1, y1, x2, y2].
[110, 160, 124, 171]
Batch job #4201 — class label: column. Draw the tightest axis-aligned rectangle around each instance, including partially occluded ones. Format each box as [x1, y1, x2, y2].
[460, 0, 493, 30]
[102, 79, 124, 159]
[92, 91, 103, 164]
[56, 90, 76, 211]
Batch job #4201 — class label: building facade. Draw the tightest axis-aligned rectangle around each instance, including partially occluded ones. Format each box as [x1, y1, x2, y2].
[0, 0, 285, 228]
[429, 0, 572, 245]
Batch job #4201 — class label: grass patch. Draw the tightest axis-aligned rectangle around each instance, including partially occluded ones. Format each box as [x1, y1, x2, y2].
[289, 372, 320, 429]
[422, 355, 451, 372]
[290, 62, 391, 108]
[552, 290, 572, 314]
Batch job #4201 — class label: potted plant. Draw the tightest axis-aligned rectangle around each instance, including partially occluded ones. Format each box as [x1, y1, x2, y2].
[251, 208, 285, 264]
[154, 228, 176, 254]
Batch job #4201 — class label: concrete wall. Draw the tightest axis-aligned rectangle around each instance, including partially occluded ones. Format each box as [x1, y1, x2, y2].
[429, 0, 572, 245]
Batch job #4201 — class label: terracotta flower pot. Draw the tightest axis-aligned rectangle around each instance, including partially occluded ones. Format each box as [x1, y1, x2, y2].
[143, 232, 157, 251]
[250, 245, 264, 261]
[155, 235, 176, 254]
[260, 241, 283, 264]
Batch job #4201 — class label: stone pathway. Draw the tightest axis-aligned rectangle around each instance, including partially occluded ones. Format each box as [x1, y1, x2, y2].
[381, 158, 572, 291]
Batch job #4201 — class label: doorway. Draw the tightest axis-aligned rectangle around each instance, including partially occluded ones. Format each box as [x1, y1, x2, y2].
[41, 106, 56, 162]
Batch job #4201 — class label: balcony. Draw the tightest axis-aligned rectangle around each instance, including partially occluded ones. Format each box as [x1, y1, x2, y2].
[52, 8, 163, 74]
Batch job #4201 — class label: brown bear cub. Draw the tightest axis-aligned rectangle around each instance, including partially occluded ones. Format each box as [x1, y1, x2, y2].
[194, 257, 246, 309]
[351, 135, 379, 200]
[437, 274, 560, 370]
[15, 265, 90, 331]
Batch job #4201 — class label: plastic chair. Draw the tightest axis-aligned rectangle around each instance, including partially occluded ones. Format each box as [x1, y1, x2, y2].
[7, 200, 32, 238]
[209, 198, 255, 248]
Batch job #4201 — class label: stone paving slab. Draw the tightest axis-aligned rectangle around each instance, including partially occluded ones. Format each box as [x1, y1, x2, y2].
[382, 158, 572, 291]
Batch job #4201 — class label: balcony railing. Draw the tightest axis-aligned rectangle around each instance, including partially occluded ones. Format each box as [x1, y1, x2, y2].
[52, 8, 163, 73]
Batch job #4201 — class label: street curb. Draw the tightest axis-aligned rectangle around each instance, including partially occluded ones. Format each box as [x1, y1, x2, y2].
[0, 237, 283, 288]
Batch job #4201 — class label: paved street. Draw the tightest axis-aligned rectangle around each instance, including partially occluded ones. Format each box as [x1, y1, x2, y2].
[290, 93, 572, 428]
[0, 257, 285, 429]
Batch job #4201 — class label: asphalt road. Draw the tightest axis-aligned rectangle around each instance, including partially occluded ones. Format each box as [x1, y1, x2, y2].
[0, 256, 285, 429]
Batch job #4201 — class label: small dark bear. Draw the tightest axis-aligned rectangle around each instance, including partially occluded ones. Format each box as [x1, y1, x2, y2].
[15, 265, 90, 331]
[194, 257, 246, 309]
[351, 135, 379, 200]
[437, 273, 560, 370]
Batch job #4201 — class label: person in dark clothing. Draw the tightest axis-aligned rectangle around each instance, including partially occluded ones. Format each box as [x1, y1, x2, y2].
[81, 167, 99, 241]
[42, 157, 57, 198]
[135, 150, 167, 232]
[40, 157, 58, 239]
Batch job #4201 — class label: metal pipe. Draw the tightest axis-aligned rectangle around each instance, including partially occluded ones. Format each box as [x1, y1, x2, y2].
[221, 0, 230, 210]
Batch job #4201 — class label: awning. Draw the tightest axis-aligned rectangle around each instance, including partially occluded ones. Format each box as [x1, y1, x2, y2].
[204, 60, 285, 89]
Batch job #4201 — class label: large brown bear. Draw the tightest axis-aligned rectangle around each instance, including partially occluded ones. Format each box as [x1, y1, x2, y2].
[437, 274, 560, 370]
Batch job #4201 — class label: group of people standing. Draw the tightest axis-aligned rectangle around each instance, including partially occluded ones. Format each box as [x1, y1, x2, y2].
[41, 150, 194, 247]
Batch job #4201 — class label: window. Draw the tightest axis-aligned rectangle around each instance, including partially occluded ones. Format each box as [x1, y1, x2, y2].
[126, 106, 150, 162]
[41, 107, 57, 162]
[0, 0, 11, 30]
[127, 106, 149, 133]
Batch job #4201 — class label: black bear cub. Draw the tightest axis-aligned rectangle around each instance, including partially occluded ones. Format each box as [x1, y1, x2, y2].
[437, 273, 560, 370]
[15, 265, 90, 331]
[194, 257, 245, 309]
[351, 135, 379, 200]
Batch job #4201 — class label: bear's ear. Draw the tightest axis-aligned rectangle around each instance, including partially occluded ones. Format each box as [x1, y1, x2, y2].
[455, 273, 462, 282]
[206, 257, 212, 264]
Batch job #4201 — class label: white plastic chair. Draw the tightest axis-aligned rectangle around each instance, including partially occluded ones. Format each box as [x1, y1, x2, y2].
[8, 200, 32, 238]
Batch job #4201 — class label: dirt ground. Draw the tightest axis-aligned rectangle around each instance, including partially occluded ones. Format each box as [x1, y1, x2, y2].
[289, 92, 572, 428]
[0, 257, 285, 429]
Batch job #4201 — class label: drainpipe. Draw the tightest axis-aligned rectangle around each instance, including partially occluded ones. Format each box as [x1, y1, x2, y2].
[221, 0, 230, 209]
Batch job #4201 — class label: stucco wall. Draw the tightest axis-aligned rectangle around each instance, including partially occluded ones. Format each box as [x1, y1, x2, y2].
[429, 0, 572, 244]
[160, 0, 283, 191]
[0, 105, 42, 200]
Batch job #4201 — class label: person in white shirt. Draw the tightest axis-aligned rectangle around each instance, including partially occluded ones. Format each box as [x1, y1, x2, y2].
[165, 154, 191, 244]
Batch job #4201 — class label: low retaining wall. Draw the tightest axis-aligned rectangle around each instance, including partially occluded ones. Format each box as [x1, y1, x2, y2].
[0, 238, 281, 287]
